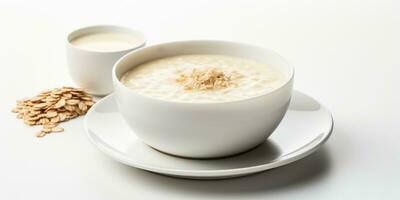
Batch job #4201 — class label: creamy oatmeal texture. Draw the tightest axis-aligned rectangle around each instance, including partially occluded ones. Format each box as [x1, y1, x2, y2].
[70, 31, 143, 52]
[121, 54, 287, 102]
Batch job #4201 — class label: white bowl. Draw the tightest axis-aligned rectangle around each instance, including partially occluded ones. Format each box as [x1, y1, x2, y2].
[66, 25, 145, 96]
[112, 40, 294, 158]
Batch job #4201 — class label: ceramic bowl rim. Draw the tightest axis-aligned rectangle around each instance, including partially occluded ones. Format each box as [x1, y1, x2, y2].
[112, 40, 294, 105]
[66, 24, 146, 54]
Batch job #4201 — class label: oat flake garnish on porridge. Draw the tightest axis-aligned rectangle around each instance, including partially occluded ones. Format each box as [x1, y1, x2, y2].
[175, 68, 244, 91]
[11, 87, 95, 137]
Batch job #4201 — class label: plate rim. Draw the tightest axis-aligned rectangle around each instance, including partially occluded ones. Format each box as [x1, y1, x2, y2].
[84, 91, 333, 178]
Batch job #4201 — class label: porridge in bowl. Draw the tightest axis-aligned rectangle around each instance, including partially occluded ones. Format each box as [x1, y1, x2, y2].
[121, 54, 286, 103]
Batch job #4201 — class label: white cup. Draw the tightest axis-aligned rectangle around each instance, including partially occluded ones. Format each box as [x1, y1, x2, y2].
[66, 25, 145, 96]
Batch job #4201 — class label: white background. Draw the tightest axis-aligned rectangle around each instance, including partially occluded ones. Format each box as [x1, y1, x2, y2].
[1, 0, 399, 199]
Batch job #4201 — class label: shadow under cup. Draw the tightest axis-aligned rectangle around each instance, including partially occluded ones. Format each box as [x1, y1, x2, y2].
[112, 40, 294, 158]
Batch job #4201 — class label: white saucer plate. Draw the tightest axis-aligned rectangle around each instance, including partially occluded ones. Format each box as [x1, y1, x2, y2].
[84, 91, 333, 179]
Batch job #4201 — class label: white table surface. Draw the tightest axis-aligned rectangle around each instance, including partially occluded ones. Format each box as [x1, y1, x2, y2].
[1, 0, 399, 199]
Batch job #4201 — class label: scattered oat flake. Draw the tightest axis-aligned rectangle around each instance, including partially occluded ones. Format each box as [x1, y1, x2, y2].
[33, 103, 47, 108]
[54, 99, 66, 108]
[30, 96, 44, 102]
[66, 99, 80, 105]
[85, 101, 94, 106]
[81, 96, 92, 101]
[52, 127, 64, 132]
[36, 131, 46, 137]
[78, 102, 88, 111]
[12, 86, 95, 137]
[46, 111, 58, 118]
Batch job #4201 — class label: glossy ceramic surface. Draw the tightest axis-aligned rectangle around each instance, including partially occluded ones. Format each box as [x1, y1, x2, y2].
[84, 91, 333, 179]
